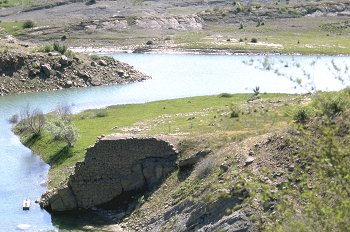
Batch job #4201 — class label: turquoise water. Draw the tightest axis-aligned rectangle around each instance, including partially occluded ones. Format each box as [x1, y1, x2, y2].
[0, 54, 349, 231]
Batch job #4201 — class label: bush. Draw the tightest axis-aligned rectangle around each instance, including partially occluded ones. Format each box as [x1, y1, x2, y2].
[230, 109, 240, 118]
[219, 93, 233, 98]
[251, 38, 258, 43]
[53, 42, 67, 54]
[95, 109, 108, 117]
[19, 104, 45, 135]
[193, 156, 216, 179]
[294, 108, 310, 124]
[22, 20, 35, 29]
[86, 0, 96, 5]
[8, 114, 19, 124]
[47, 118, 79, 147]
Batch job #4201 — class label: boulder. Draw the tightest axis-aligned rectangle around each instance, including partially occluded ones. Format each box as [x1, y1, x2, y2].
[41, 64, 51, 77]
[59, 55, 68, 65]
[98, 59, 108, 66]
[40, 135, 178, 212]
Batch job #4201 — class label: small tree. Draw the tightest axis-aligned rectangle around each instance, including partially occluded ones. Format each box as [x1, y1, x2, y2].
[19, 104, 45, 135]
[47, 118, 79, 147]
[55, 103, 72, 121]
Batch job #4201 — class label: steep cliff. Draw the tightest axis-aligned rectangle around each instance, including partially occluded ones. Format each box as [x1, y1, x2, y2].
[40, 135, 178, 212]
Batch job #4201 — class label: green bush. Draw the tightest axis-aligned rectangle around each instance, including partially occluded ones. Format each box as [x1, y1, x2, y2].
[251, 38, 258, 43]
[230, 108, 240, 118]
[95, 109, 108, 117]
[293, 108, 310, 124]
[47, 118, 79, 146]
[22, 20, 35, 29]
[219, 93, 233, 98]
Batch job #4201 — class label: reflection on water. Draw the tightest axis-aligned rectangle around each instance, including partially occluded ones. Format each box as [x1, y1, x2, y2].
[0, 54, 349, 231]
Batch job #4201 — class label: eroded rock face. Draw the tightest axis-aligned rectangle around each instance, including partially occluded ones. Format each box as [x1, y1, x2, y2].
[40, 135, 178, 212]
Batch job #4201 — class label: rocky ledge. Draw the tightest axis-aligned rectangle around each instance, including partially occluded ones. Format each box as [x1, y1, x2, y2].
[40, 135, 178, 212]
[0, 52, 150, 96]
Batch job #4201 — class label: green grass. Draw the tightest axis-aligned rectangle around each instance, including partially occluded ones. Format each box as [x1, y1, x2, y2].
[0, 20, 29, 36]
[17, 93, 299, 187]
[0, 0, 32, 7]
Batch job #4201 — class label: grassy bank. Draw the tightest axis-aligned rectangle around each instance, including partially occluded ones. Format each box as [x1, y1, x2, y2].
[15, 90, 350, 231]
[17, 93, 297, 187]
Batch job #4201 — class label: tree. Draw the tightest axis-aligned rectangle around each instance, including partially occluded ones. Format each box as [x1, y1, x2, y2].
[47, 118, 79, 147]
[19, 104, 45, 135]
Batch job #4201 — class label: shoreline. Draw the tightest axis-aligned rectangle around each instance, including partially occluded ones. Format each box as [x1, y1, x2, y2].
[70, 46, 350, 57]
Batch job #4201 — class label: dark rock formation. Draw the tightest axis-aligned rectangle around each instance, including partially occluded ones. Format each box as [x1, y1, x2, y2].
[40, 135, 178, 212]
[0, 52, 150, 96]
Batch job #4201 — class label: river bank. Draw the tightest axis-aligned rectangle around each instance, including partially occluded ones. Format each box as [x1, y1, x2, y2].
[14, 90, 350, 231]
[0, 41, 150, 96]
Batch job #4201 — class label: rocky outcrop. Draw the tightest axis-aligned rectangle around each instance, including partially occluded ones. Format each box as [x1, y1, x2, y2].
[0, 52, 150, 96]
[77, 15, 203, 32]
[40, 135, 178, 212]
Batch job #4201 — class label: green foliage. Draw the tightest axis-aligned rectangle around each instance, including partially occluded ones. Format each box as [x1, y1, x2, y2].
[53, 42, 67, 54]
[230, 108, 240, 118]
[251, 38, 258, 43]
[22, 20, 35, 29]
[95, 109, 108, 117]
[47, 118, 79, 147]
[219, 93, 233, 98]
[293, 107, 310, 124]
[18, 104, 45, 135]
[38, 42, 75, 57]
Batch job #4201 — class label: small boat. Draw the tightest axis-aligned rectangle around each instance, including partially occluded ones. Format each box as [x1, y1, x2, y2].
[22, 199, 30, 210]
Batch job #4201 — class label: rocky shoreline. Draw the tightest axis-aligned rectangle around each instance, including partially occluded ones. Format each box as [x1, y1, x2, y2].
[0, 51, 150, 96]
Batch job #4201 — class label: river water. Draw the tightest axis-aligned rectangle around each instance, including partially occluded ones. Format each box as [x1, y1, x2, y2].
[0, 54, 349, 231]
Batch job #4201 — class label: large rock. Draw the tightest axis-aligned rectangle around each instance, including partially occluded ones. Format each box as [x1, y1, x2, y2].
[40, 135, 178, 212]
[41, 64, 51, 77]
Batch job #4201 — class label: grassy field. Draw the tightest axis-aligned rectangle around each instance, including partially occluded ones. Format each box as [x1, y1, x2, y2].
[0, 0, 32, 7]
[173, 17, 350, 55]
[17, 93, 301, 187]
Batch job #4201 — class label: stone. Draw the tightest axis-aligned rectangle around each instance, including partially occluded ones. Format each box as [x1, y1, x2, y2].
[98, 59, 108, 66]
[91, 61, 97, 66]
[117, 70, 124, 77]
[245, 157, 255, 166]
[65, 80, 73, 87]
[59, 55, 68, 65]
[41, 64, 51, 77]
[40, 135, 178, 212]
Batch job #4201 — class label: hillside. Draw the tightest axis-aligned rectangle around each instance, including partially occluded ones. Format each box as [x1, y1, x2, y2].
[14, 90, 350, 231]
[1, 0, 350, 54]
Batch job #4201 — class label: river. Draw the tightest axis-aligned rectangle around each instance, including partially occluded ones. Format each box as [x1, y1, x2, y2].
[0, 54, 349, 231]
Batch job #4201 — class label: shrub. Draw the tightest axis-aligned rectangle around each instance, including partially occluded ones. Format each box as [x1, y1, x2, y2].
[251, 38, 258, 43]
[193, 156, 216, 179]
[8, 114, 19, 124]
[47, 118, 79, 147]
[19, 104, 45, 135]
[230, 109, 240, 118]
[253, 86, 260, 95]
[95, 109, 108, 117]
[55, 103, 72, 121]
[22, 20, 35, 29]
[294, 108, 310, 124]
[86, 0, 96, 5]
[219, 93, 233, 98]
[53, 42, 67, 54]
